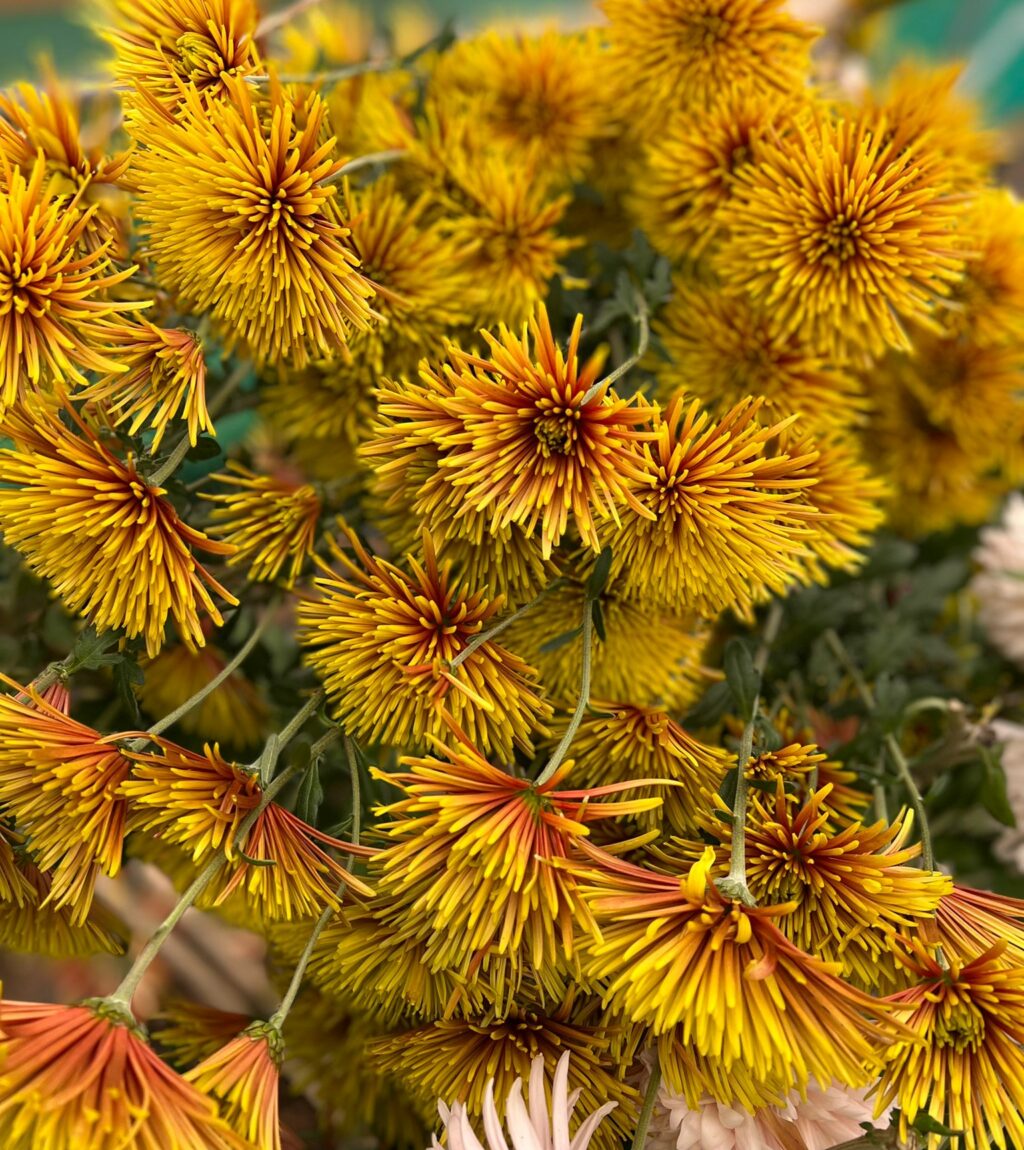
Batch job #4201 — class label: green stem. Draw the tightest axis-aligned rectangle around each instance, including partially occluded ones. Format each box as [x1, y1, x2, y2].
[245, 60, 394, 85]
[632, 1057, 662, 1150]
[106, 696, 325, 1008]
[145, 609, 275, 738]
[885, 733, 935, 871]
[324, 149, 406, 183]
[535, 600, 593, 787]
[268, 734, 362, 1030]
[274, 689, 326, 751]
[823, 629, 935, 870]
[717, 600, 784, 905]
[449, 580, 563, 671]
[254, 0, 323, 37]
[583, 294, 649, 403]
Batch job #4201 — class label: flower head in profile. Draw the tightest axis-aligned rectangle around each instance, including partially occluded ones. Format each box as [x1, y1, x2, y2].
[559, 701, 728, 835]
[186, 1023, 284, 1150]
[602, 395, 821, 619]
[0, 674, 134, 923]
[602, 0, 817, 130]
[78, 320, 212, 449]
[100, 0, 261, 114]
[0, 402, 236, 657]
[156, 1000, 254, 1068]
[204, 463, 322, 587]
[297, 526, 551, 757]
[744, 783, 950, 989]
[431, 1051, 618, 1150]
[371, 1010, 638, 1150]
[573, 845, 905, 1102]
[877, 942, 1024, 1150]
[655, 280, 866, 437]
[716, 108, 970, 361]
[0, 1000, 249, 1148]
[932, 884, 1024, 968]
[131, 77, 376, 367]
[122, 737, 375, 919]
[431, 305, 657, 558]
[0, 155, 139, 406]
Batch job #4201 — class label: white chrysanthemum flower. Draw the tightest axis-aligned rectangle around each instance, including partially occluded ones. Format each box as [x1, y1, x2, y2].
[972, 494, 1024, 666]
[429, 1052, 617, 1150]
[645, 1078, 884, 1150]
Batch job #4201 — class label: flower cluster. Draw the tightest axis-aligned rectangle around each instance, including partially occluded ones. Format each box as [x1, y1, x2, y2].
[0, 1, 1023, 1149]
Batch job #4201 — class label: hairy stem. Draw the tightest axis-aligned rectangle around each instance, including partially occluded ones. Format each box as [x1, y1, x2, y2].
[632, 1057, 662, 1150]
[269, 734, 362, 1030]
[535, 600, 593, 787]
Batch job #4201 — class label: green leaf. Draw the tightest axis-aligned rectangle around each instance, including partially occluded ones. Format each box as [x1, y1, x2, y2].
[540, 627, 583, 654]
[185, 435, 223, 463]
[684, 680, 732, 728]
[910, 1112, 962, 1138]
[591, 598, 607, 643]
[68, 626, 121, 671]
[724, 638, 759, 718]
[295, 759, 325, 826]
[980, 747, 1016, 828]
[585, 547, 614, 600]
[112, 657, 144, 726]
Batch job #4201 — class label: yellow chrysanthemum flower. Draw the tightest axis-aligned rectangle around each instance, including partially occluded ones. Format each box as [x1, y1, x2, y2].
[405, 115, 576, 326]
[0, 403, 235, 657]
[100, 0, 262, 114]
[504, 581, 714, 710]
[716, 108, 971, 361]
[0, 676, 133, 923]
[632, 87, 806, 260]
[369, 1010, 639, 1150]
[934, 885, 1024, 968]
[430, 29, 610, 185]
[0, 857, 126, 958]
[370, 305, 657, 559]
[186, 1024, 284, 1150]
[866, 342, 1019, 536]
[260, 355, 377, 454]
[371, 732, 660, 996]
[343, 175, 474, 371]
[864, 62, 1002, 190]
[203, 463, 322, 587]
[744, 783, 951, 989]
[602, 0, 817, 131]
[0, 73, 130, 252]
[554, 701, 729, 835]
[122, 737, 375, 919]
[654, 279, 867, 436]
[878, 943, 1024, 1150]
[0, 1000, 250, 1149]
[131, 77, 377, 367]
[297, 526, 551, 757]
[137, 640, 269, 751]
[600, 395, 821, 619]
[78, 320, 212, 448]
[574, 844, 907, 1103]
[944, 189, 1024, 349]
[0, 156, 139, 405]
